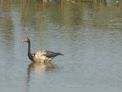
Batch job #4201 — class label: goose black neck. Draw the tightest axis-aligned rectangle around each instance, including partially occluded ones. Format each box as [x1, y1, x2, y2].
[27, 40, 33, 60]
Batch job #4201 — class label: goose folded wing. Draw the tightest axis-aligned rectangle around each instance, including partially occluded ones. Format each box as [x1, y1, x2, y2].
[43, 50, 58, 58]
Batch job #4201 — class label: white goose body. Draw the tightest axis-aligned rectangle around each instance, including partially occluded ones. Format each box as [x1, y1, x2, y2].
[33, 50, 52, 63]
[23, 37, 63, 63]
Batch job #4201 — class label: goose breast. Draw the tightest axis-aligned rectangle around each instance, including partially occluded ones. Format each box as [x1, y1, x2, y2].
[33, 50, 51, 63]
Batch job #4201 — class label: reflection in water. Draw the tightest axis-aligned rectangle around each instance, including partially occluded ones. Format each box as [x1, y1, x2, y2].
[27, 62, 56, 80]
[0, 0, 121, 32]
[26, 62, 57, 92]
[28, 62, 56, 73]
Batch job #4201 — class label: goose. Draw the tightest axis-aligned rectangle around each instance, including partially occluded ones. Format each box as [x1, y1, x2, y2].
[23, 37, 63, 63]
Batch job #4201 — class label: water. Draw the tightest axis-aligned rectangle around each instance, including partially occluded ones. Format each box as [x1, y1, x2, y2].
[0, 0, 122, 92]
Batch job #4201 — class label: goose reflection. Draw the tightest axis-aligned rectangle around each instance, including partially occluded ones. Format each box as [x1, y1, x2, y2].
[28, 62, 56, 72]
[26, 62, 57, 84]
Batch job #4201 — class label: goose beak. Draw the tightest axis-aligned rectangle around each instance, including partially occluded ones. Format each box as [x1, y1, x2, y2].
[22, 39, 27, 43]
[23, 37, 29, 43]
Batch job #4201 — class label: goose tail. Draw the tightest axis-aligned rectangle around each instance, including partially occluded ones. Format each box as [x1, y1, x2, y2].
[56, 53, 64, 56]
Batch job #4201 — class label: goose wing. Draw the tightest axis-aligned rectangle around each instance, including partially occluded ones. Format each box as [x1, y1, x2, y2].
[43, 50, 61, 58]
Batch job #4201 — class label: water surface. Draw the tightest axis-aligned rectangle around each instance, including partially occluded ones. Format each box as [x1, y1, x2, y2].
[0, 0, 122, 92]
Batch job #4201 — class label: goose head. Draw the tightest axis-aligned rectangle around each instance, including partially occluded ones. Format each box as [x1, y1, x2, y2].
[23, 37, 30, 43]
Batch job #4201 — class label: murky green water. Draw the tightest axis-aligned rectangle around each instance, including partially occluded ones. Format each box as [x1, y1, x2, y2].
[0, 0, 122, 92]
